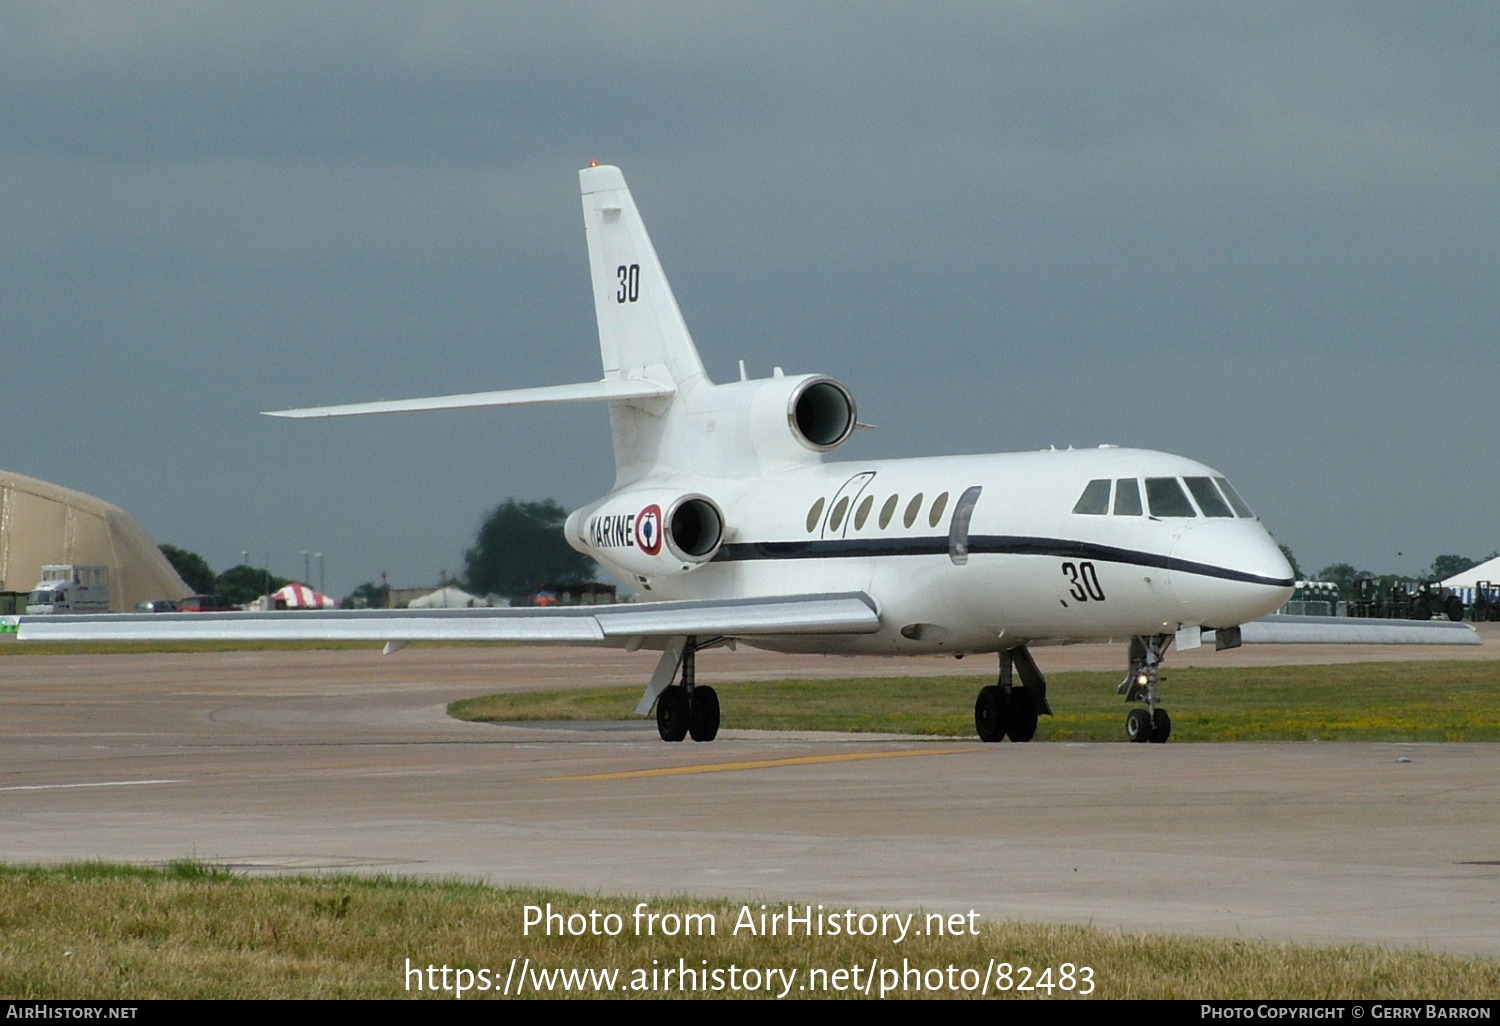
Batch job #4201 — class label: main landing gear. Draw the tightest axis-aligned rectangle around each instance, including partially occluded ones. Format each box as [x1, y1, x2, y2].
[1118, 634, 1172, 743]
[654, 637, 720, 742]
[974, 646, 1053, 742]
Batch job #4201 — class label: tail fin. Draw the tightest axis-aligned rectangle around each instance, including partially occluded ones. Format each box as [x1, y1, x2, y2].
[265, 165, 704, 487]
[580, 164, 708, 390]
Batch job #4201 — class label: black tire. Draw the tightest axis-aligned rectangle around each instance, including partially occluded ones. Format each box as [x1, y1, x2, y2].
[1126, 708, 1153, 743]
[656, 685, 689, 742]
[688, 686, 720, 742]
[1150, 707, 1172, 744]
[1444, 596, 1464, 622]
[1411, 595, 1433, 621]
[974, 686, 1009, 742]
[1007, 688, 1039, 742]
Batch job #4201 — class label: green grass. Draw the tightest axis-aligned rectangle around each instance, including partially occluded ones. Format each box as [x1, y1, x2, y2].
[450, 661, 1500, 742]
[1, 862, 1495, 999]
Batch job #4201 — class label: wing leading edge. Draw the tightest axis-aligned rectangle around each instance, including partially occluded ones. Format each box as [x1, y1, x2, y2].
[10, 593, 880, 645]
[262, 377, 674, 420]
[1212, 614, 1481, 646]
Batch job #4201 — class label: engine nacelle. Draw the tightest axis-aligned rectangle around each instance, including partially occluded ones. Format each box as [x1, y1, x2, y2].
[748, 374, 857, 468]
[567, 492, 725, 577]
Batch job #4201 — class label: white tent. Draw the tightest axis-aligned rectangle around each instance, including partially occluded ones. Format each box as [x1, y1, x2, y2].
[408, 585, 489, 609]
[1441, 554, 1500, 592]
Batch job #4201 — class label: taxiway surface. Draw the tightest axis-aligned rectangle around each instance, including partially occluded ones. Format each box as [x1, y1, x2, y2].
[2, 633, 1496, 957]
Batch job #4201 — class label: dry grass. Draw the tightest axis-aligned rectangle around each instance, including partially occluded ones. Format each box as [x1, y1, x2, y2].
[1, 863, 1496, 999]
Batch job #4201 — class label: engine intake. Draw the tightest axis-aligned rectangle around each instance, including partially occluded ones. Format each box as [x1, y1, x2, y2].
[665, 495, 723, 562]
[788, 377, 856, 452]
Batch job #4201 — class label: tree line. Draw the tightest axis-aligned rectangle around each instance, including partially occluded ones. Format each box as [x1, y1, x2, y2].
[161, 498, 595, 609]
[158, 545, 292, 606]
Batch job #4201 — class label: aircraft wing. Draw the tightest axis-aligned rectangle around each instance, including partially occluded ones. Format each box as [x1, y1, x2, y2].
[1210, 614, 1482, 646]
[6, 593, 881, 645]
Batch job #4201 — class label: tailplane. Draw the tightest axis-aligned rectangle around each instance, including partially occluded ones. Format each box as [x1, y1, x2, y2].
[263, 164, 707, 486]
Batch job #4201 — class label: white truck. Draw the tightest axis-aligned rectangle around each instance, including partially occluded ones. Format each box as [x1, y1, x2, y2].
[26, 565, 110, 614]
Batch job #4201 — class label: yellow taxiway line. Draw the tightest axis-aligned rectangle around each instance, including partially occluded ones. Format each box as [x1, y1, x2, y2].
[547, 746, 973, 782]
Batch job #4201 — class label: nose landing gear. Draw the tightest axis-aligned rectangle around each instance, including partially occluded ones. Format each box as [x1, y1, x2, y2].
[1119, 634, 1172, 743]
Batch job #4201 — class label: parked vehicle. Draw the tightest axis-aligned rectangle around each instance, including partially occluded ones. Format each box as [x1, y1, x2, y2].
[176, 595, 235, 612]
[25, 565, 109, 614]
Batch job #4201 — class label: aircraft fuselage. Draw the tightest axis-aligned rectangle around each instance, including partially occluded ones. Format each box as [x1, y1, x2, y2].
[571, 444, 1295, 655]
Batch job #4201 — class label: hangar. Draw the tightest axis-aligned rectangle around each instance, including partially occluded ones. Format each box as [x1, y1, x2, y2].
[0, 470, 190, 612]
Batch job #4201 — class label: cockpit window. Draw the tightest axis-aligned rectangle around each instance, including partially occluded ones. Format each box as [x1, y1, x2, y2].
[1071, 479, 1111, 515]
[1184, 477, 1233, 517]
[1214, 477, 1255, 518]
[1113, 478, 1142, 516]
[1146, 477, 1196, 517]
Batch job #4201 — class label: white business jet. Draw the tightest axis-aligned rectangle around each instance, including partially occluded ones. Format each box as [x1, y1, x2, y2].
[14, 165, 1479, 742]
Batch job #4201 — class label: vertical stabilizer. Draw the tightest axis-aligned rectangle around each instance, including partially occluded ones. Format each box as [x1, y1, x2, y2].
[580, 165, 708, 389]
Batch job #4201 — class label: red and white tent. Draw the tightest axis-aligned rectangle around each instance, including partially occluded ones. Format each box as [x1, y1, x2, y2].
[270, 582, 336, 609]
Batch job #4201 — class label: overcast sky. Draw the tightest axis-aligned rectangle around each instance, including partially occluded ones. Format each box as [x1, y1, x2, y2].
[3, 3, 1496, 596]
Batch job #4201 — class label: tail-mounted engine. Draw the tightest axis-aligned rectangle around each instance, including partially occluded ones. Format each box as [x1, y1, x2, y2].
[747, 374, 857, 467]
[567, 492, 725, 577]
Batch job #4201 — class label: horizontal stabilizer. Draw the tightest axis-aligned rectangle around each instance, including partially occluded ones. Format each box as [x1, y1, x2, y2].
[13, 593, 880, 644]
[264, 378, 673, 419]
[1208, 615, 1482, 646]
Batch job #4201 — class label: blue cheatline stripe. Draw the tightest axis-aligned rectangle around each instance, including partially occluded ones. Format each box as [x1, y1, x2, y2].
[713, 535, 1294, 589]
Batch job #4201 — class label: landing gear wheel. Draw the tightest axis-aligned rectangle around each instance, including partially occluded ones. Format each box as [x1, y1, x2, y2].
[1149, 707, 1171, 744]
[656, 685, 689, 742]
[688, 686, 720, 742]
[975, 686, 1010, 742]
[1007, 688, 1039, 742]
[1126, 708, 1154, 743]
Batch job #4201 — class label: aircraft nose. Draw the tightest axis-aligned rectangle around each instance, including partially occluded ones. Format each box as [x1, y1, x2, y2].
[1169, 521, 1295, 624]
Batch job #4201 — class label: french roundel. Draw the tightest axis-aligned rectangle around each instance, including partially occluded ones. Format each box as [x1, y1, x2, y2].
[635, 504, 663, 555]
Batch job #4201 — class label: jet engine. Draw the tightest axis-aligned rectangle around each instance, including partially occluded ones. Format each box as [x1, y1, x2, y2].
[748, 374, 857, 467]
[567, 492, 725, 577]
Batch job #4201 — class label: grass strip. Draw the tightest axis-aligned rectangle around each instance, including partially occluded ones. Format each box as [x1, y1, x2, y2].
[450, 661, 1500, 742]
[1, 862, 1495, 999]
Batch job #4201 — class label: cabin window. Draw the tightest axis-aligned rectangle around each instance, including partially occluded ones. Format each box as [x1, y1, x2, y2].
[878, 494, 898, 529]
[1184, 477, 1233, 517]
[948, 486, 982, 565]
[1214, 477, 1255, 518]
[1113, 478, 1142, 516]
[853, 494, 874, 530]
[829, 496, 850, 532]
[927, 491, 950, 528]
[1071, 479, 1111, 515]
[1145, 477, 1196, 517]
[805, 497, 826, 533]
[903, 493, 924, 529]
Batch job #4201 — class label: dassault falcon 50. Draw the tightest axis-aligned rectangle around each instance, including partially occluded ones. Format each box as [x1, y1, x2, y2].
[12, 164, 1478, 742]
